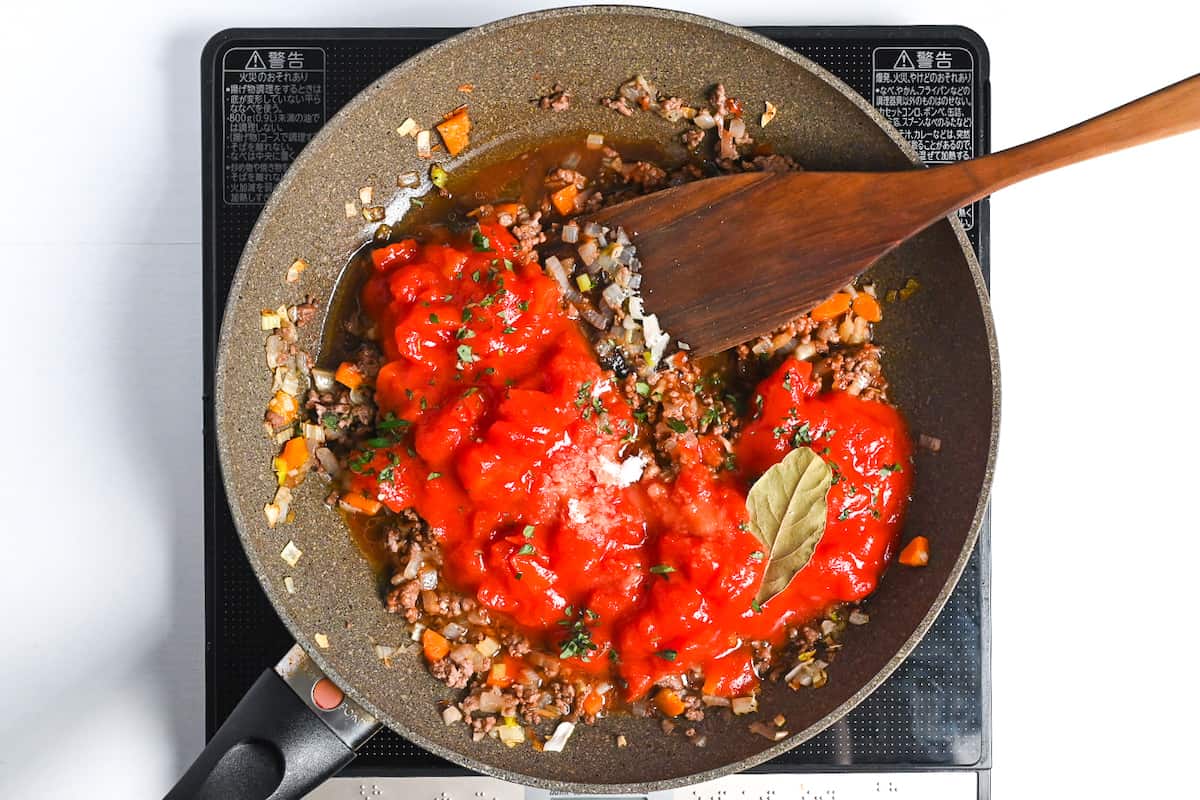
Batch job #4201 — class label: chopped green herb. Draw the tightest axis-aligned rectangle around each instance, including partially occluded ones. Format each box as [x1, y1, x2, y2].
[632, 410, 648, 422]
[791, 421, 813, 447]
[428, 312, 439, 324]
[838, 508, 851, 521]
[558, 609, 600, 662]
[410, 197, 424, 207]
[522, 525, 535, 538]
[665, 417, 688, 434]
[364, 437, 392, 448]
[877, 463, 904, 477]
[456, 344, 475, 365]
[471, 269, 481, 282]
[376, 416, 411, 430]
[463, 387, 479, 397]
[427, 471, 443, 480]
[471, 226, 491, 251]
[503, 258, 514, 271]
[518, 300, 530, 311]
[502, 326, 517, 334]
[517, 543, 536, 555]
[656, 649, 678, 662]
[751, 599, 763, 614]
[455, 326, 476, 340]
[650, 564, 676, 575]
[635, 381, 651, 396]
[750, 550, 764, 560]
[700, 406, 721, 429]
[321, 413, 339, 430]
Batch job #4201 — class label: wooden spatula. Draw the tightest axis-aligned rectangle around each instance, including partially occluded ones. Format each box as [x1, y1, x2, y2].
[591, 75, 1200, 357]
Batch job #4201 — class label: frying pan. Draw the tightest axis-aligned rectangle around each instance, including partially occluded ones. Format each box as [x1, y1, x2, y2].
[171, 6, 999, 797]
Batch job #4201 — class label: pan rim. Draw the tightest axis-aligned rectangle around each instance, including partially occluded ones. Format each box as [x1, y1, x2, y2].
[214, 5, 1000, 792]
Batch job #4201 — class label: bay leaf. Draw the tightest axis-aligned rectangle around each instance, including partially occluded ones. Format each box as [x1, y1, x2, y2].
[746, 446, 833, 605]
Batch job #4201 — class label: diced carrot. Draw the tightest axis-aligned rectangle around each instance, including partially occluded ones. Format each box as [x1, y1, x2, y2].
[280, 436, 309, 472]
[654, 688, 686, 717]
[340, 492, 383, 516]
[267, 390, 299, 424]
[582, 691, 604, 717]
[486, 663, 512, 688]
[852, 293, 883, 323]
[335, 361, 364, 389]
[898, 536, 930, 567]
[550, 184, 579, 216]
[422, 628, 451, 662]
[809, 292, 852, 322]
[435, 108, 471, 157]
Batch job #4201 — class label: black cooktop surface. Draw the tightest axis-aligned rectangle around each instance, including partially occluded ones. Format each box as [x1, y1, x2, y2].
[202, 24, 991, 779]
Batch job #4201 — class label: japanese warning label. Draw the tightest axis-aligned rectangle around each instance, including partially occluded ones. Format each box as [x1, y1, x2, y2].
[221, 47, 326, 205]
[872, 47, 976, 229]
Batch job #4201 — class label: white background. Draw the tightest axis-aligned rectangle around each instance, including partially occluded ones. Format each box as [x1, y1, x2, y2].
[1, 1, 1197, 797]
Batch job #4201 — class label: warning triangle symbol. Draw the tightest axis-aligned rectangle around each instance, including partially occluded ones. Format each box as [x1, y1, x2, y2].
[893, 50, 915, 70]
[245, 50, 267, 70]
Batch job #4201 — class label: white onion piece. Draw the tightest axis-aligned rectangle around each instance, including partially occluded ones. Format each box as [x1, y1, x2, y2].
[419, 566, 439, 590]
[576, 240, 599, 267]
[731, 696, 758, 715]
[315, 447, 339, 477]
[694, 110, 716, 129]
[544, 256, 570, 291]
[478, 688, 505, 713]
[543, 721, 576, 752]
[311, 368, 335, 392]
[265, 335, 287, 368]
[409, 622, 426, 642]
[729, 117, 747, 139]
[497, 722, 525, 747]
[442, 706, 464, 725]
[475, 637, 501, 658]
[602, 283, 627, 310]
[585, 133, 605, 150]
[402, 545, 424, 579]
[561, 151, 581, 169]
[562, 222, 579, 244]
[442, 622, 467, 641]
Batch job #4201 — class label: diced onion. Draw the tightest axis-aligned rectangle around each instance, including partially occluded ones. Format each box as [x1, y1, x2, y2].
[497, 720, 525, 747]
[442, 706, 464, 725]
[478, 688, 504, 713]
[694, 110, 716, 129]
[397, 171, 420, 188]
[314, 633, 329, 649]
[416, 129, 432, 158]
[358, 186, 374, 206]
[576, 240, 599, 268]
[731, 695, 758, 715]
[702, 695, 730, 707]
[586, 133, 604, 150]
[544, 256, 570, 292]
[442, 622, 467, 641]
[475, 637, 501, 658]
[602, 283, 627, 310]
[409, 622, 427, 642]
[761, 100, 778, 127]
[375, 644, 398, 661]
[728, 117, 746, 139]
[315, 447, 339, 477]
[260, 309, 282, 330]
[402, 545, 424, 579]
[280, 539, 302, 566]
[310, 367, 335, 392]
[283, 576, 296, 594]
[418, 566, 439, 590]
[583, 221, 604, 238]
[749, 722, 788, 741]
[396, 118, 418, 137]
[543, 721, 576, 752]
[561, 222, 579, 244]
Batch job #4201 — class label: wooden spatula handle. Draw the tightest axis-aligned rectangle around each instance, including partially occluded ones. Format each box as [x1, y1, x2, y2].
[919, 74, 1200, 216]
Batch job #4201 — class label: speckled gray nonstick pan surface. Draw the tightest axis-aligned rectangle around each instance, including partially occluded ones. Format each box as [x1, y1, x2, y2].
[214, 5, 999, 793]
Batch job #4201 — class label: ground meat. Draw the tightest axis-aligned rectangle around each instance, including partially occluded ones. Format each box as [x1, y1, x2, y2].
[681, 128, 705, 150]
[602, 96, 634, 116]
[546, 168, 586, 191]
[352, 343, 383, 379]
[548, 682, 576, 717]
[429, 656, 472, 689]
[622, 161, 668, 191]
[536, 82, 572, 112]
[751, 641, 773, 674]
[682, 693, 705, 722]
[819, 344, 888, 401]
[385, 579, 422, 622]
[511, 211, 545, 260]
[751, 153, 801, 173]
[293, 296, 319, 326]
[502, 630, 532, 657]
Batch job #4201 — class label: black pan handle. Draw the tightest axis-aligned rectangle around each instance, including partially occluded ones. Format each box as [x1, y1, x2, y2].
[165, 645, 381, 800]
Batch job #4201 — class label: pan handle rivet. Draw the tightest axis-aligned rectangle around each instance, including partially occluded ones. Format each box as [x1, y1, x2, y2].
[312, 677, 344, 710]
